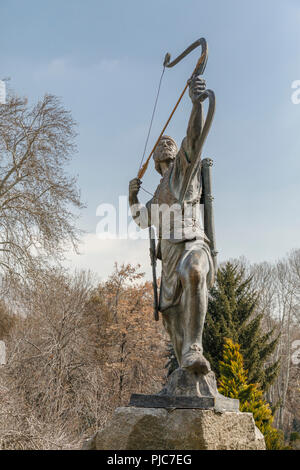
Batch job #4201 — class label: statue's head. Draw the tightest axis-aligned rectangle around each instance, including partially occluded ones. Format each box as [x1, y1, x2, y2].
[153, 135, 178, 176]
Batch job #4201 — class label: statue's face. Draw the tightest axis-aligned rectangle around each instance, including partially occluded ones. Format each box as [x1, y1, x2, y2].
[153, 137, 177, 176]
[155, 139, 177, 160]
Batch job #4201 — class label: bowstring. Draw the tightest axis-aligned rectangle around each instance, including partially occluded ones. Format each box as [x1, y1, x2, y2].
[140, 186, 154, 197]
[138, 64, 166, 176]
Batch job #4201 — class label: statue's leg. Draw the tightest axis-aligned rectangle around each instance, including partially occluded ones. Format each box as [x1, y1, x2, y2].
[161, 247, 211, 373]
[159, 240, 186, 365]
[178, 248, 211, 373]
[162, 306, 184, 364]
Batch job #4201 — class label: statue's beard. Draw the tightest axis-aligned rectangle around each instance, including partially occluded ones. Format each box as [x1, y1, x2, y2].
[155, 148, 177, 162]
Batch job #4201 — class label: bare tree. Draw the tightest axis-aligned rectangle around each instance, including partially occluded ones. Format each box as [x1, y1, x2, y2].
[2, 268, 97, 448]
[288, 249, 300, 324]
[250, 253, 300, 433]
[0, 93, 82, 281]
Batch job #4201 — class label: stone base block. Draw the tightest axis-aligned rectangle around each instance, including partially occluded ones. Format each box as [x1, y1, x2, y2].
[82, 406, 266, 450]
[129, 393, 239, 412]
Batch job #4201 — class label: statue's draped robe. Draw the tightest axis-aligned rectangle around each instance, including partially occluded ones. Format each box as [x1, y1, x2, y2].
[146, 138, 214, 313]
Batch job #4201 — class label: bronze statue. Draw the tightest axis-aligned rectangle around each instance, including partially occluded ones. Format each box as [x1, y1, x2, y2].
[129, 38, 217, 376]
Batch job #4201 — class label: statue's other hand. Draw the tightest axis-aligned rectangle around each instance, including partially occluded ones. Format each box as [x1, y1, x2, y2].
[129, 177, 142, 198]
[188, 75, 206, 103]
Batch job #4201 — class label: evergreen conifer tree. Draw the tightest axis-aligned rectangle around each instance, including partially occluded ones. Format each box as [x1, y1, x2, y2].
[203, 262, 279, 390]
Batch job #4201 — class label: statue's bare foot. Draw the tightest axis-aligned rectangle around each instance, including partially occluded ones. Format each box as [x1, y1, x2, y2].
[181, 344, 211, 375]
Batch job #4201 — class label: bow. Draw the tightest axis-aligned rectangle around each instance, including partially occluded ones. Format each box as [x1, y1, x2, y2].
[137, 37, 214, 180]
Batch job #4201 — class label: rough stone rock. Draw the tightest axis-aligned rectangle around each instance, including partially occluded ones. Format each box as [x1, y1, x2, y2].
[82, 406, 266, 450]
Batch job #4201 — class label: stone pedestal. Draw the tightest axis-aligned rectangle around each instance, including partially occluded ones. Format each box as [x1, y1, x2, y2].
[82, 406, 265, 450]
[130, 368, 239, 412]
[82, 368, 266, 450]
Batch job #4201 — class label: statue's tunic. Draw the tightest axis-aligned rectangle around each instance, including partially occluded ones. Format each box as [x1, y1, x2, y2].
[146, 138, 214, 313]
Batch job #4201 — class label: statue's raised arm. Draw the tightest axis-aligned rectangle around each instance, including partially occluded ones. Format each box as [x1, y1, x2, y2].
[185, 75, 206, 164]
[173, 77, 215, 204]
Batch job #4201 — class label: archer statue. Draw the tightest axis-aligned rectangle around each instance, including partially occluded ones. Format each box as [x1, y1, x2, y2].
[129, 38, 217, 376]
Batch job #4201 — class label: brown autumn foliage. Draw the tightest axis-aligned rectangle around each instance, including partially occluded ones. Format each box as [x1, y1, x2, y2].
[84, 263, 166, 406]
[0, 263, 167, 449]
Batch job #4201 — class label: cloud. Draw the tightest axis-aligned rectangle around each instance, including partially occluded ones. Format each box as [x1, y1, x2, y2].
[33, 57, 121, 81]
[47, 58, 68, 76]
[65, 233, 152, 281]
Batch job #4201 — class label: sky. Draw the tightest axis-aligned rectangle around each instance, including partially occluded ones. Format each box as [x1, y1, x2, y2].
[1, 0, 300, 280]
